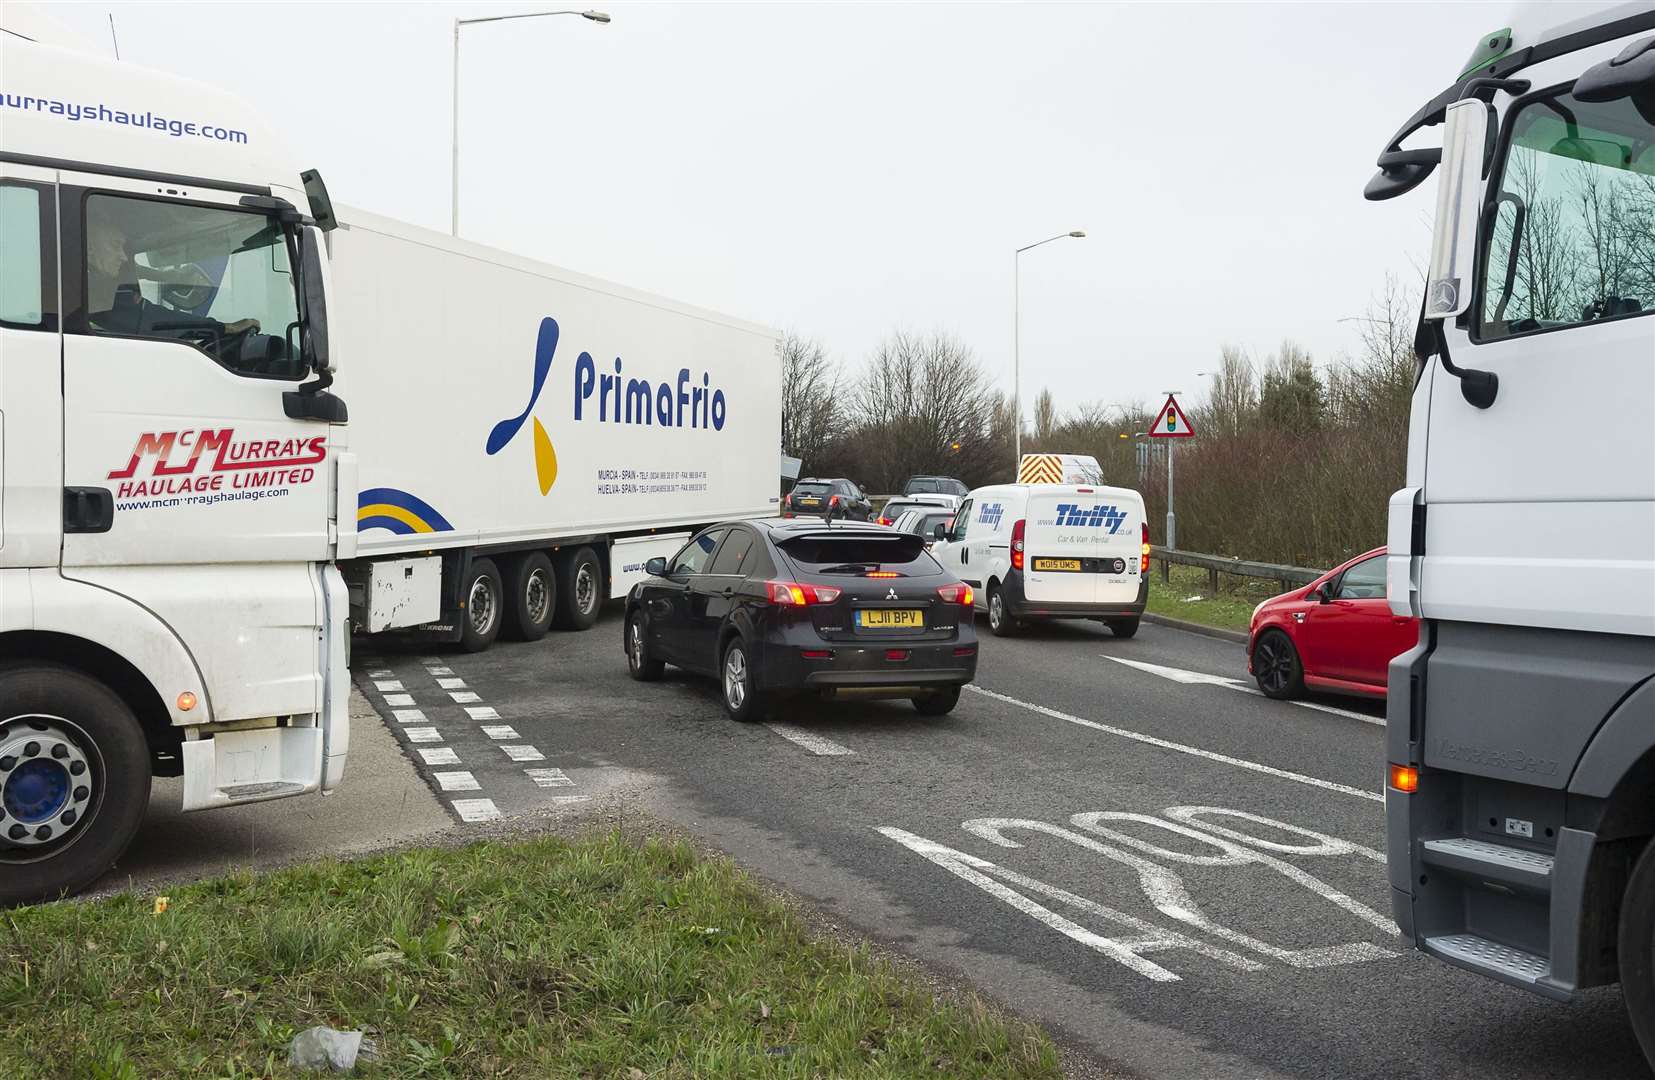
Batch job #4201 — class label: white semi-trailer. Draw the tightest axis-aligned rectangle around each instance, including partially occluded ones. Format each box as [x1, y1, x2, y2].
[1366, 1, 1654, 1063]
[0, 19, 779, 904]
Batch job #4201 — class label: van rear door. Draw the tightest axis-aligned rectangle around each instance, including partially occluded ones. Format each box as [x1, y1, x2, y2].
[1023, 489, 1142, 606]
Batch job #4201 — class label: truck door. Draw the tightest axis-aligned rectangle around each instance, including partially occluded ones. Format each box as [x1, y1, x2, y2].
[57, 174, 335, 722]
[0, 163, 62, 572]
[1421, 84, 1654, 636]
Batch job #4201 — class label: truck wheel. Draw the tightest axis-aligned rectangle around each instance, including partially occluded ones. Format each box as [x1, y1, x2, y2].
[459, 557, 504, 653]
[1107, 616, 1140, 639]
[0, 663, 151, 907]
[503, 552, 556, 642]
[553, 547, 603, 631]
[626, 609, 665, 681]
[1252, 629, 1304, 699]
[1619, 837, 1655, 1068]
[987, 585, 1018, 638]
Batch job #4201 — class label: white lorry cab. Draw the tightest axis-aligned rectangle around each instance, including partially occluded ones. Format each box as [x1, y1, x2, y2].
[1366, 1, 1655, 1062]
[931, 484, 1148, 638]
[0, 19, 779, 904]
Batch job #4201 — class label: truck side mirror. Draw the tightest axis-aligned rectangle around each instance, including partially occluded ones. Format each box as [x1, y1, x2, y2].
[1423, 98, 1489, 323]
[645, 557, 667, 577]
[297, 227, 331, 372]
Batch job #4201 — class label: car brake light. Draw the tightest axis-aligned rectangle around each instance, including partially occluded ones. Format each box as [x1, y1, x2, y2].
[878, 517, 892, 526]
[936, 583, 973, 606]
[765, 580, 842, 605]
[1011, 519, 1026, 571]
[801, 649, 834, 660]
[885, 649, 910, 661]
[1141, 521, 1150, 573]
[829, 494, 840, 508]
[867, 570, 902, 579]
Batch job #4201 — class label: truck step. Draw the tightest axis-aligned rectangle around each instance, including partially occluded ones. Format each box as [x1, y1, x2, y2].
[1422, 933, 1554, 991]
[1420, 837, 1553, 895]
[219, 780, 308, 801]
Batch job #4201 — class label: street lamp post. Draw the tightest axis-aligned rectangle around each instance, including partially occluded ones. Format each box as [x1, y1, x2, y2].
[452, 9, 611, 236]
[1012, 230, 1085, 473]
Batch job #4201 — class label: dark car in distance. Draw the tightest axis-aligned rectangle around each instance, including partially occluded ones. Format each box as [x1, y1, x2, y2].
[901, 475, 969, 498]
[782, 478, 873, 521]
[623, 519, 978, 721]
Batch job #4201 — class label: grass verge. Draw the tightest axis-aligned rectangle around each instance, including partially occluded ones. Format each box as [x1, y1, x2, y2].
[0, 832, 1061, 1079]
[1145, 562, 1289, 634]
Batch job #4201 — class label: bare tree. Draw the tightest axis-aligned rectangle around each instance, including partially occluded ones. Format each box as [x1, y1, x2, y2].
[1258, 340, 1324, 434]
[1032, 388, 1058, 445]
[848, 330, 1004, 490]
[778, 332, 839, 471]
[1202, 345, 1257, 438]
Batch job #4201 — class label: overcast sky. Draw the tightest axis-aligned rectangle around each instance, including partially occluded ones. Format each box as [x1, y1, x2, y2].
[37, 1, 1501, 413]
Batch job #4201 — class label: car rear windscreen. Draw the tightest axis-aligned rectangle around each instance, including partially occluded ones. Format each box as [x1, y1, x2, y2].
[905, 478, 943, 493]
[791, 482, 833, 496]
[779, 534, 940, 575]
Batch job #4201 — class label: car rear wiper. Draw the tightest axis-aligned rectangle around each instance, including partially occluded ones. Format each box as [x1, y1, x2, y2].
[817, 562, 879, 575]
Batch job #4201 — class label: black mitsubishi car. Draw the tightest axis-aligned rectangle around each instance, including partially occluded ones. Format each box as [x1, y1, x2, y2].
[623, 519, 978, 721]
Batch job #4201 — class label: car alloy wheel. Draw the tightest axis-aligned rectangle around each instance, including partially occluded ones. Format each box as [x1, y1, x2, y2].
[724, 645, 748, 711]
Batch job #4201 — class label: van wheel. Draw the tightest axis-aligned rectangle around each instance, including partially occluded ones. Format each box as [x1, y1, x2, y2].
[1107, 616, 1140, 639]
[460, 557, 504, 653]
[503, 552, 556, 642]
[0, 663, 151, 907]
[912, 686, 961, 716]
[987, 585, 1017, 637]
[1252, 629, 1303, 699]
[1620, 838, 1655, 1068]
[553, 547, 603, 631]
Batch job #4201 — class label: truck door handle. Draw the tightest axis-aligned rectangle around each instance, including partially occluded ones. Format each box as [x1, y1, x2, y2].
[63, 487, 114, 533]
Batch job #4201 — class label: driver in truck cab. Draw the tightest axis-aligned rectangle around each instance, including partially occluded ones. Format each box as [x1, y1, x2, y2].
[84, 213, 262, 339]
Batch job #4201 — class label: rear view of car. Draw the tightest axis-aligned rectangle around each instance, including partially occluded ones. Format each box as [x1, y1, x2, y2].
[878, 495, 960, 526]
[891, 508, 955, 547]
[624, 520, 977, 722]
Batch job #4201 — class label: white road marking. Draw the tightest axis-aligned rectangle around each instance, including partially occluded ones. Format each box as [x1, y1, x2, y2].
[373, 680, 404, 692]
[765, 723, 854, 756]
[366, 669, 394, 678]
[433, 771, 480, 792]
[450, 690, 482, 703]
[525, 767, 574, 788]
[481, 725, 520, 741]
[384, 693, 415, 707]
[425, 666, 455, 676]
[419, 656, 443, 664]
[501, 744, 545, 762]
[418, 747, 460, 766]
[451, 798, 501, 823]
[552, 795, 592, 805]
[876, 826, 1263, 982]
[404, 727, 443, 744]
[392, 709, 427, 724]
[465, 706, 501, 721]
[965, 684, 1382, 803]
[1161, 805, 1386, 863]
[437, 677, 467, 689]
[1105, 656, 1385, 728]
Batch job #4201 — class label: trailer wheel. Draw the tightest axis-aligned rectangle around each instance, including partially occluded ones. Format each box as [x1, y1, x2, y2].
[0, 663, 150, 907]
[459, 557, 504, 653]
[553, 547, 603, 631]
[1620, 836, 1655, 1068]
[503, 552, 556, 642]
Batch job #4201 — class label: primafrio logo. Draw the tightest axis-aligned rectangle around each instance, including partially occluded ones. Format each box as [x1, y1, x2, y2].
[108, 429, 325, 497]
[487, 316, 729, 497]
[1053, 503, 1128, 533]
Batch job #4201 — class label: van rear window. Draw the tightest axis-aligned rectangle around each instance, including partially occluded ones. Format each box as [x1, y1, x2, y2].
[779, 534, 939, 574]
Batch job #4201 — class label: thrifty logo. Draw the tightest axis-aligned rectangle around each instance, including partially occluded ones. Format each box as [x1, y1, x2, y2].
[978, 503, 1005, 528]
[1054, 503, 1127, 533]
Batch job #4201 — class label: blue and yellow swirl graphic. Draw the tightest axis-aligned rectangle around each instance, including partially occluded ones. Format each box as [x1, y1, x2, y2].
[485, 316, 559, 496]
[357, 487, 455, 535]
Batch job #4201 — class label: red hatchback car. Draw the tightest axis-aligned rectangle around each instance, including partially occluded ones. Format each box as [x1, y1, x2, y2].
[1247, 546, 1418, 700]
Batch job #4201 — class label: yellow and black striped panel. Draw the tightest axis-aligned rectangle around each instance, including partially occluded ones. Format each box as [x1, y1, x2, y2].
[1017, 455, 1064, 485]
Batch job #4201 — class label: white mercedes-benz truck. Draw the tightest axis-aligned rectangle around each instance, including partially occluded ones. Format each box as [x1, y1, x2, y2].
[0, 18, 778, 904]
[1368, 1, 1655, 1062]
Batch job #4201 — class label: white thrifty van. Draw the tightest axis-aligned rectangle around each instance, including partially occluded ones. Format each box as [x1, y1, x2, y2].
[931, 484, 1149, 638]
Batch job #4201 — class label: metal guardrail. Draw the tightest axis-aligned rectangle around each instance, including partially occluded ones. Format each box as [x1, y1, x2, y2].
[1150, 546, 1324, 592]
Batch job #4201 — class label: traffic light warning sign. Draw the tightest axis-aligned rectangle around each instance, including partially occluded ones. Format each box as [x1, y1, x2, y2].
[1149, 394, 1194, 438]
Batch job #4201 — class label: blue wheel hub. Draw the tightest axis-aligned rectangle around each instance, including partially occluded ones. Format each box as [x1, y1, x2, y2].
[4, 759, 70, 824]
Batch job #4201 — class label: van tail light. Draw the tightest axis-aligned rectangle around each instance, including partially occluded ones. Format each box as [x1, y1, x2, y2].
[936, 582, 974, 606]
[1011, 519, 1026, 571]
[765, 581, 842, 605]
[1141, 522, 1150, 573]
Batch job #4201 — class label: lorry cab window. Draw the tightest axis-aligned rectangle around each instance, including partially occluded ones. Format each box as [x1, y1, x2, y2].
[1478, 88, 1655, 340]
[81, 194, 305, 380]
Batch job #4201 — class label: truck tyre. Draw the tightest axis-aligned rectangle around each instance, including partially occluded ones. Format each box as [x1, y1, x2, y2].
[1252, 629, 1304, 699]
[503, 552, 556, 642]
[0, 663, 151, 907]
[553, 547, 603, 631]
[987, 584, 1018, 638]
[459, 557, 504, 653]
[1619, 837, 1655, 1068]
[720, 636, 768, 722]
[626, 609, 665, 681]
[1106, 616, 1141, 639]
